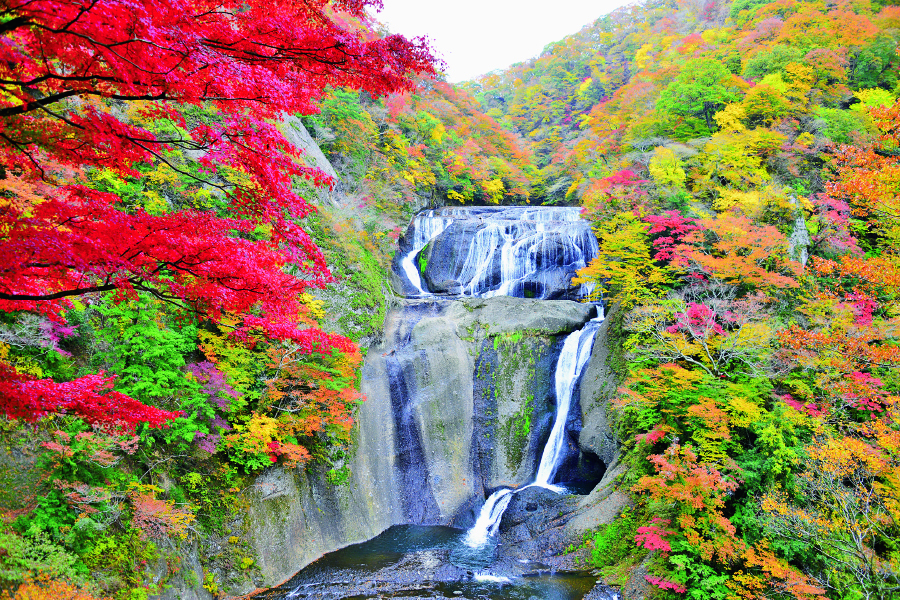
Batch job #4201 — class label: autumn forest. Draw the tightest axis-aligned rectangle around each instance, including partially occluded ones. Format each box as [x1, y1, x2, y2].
[1, 0, 899, 598]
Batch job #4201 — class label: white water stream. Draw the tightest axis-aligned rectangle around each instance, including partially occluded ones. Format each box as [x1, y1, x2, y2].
[398, 206, 598, 299]
[464, 315, 603, 547]
[399, 209, 455, 295]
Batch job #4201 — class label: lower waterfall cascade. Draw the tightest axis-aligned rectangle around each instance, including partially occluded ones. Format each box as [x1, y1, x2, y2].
[464, 315, 603, 548]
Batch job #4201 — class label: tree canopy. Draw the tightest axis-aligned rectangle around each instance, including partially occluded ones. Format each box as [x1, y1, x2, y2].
[0, 0, 436, 426]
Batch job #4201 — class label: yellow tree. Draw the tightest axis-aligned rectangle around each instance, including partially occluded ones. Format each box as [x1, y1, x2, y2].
[648, 146, 687, 191]
[761, 436, 900, 599]
[572, 211, 674, 307]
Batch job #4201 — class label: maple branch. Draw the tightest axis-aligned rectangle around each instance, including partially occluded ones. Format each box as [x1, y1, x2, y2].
[0, 90, 82, 117]
[0, 15, 31, 36]
[0, 285, 118, 301]
[0, 132, 47, 179]
[56, 0, 101, 34]
[128, 139, 231, 192]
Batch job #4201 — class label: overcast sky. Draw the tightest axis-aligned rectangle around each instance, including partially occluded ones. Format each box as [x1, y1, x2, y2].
[370, 0, 631, 82]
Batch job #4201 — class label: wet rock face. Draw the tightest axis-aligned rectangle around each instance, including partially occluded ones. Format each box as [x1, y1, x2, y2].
[497, 487, 584, 563]
[380, 296, 596, 524]
[577, 313, 621, 468]
[240, 296, 601, 589]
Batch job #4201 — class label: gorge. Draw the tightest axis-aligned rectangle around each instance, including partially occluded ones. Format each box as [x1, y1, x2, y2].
[6, 0, 891, 596]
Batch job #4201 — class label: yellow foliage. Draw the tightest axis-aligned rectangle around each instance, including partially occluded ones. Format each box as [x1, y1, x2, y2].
[197, 316, 259, 397]
[714, 188, 764, 214]
[3, 342, 44, 377]
[145, 162, 181, 187]
[634, 44, 654, 70]
[733, 322, 773, 348]
[577, 77, 593, 95]
[852, 88, 896, 111]
[140, 190, 167, 215]
[299, 293, 326, 321]
[230, 413, 279, 454]
[713, 184, 793, 219]
[714, 104, 747, 132]
[572, 212, 674, 307]
[482, 178, 505, 203]
[186, 187, 216, 209]
[701, 28, 727, 44]
[648, 147, 686, 189]
[401, 159, 437, 188]
[431, 122, 446, 144]
[795, 131, 815, 147]
[693, 130, 786, 193]
[565, 178, 581, 200]
[220, 165, 254, 188]
[446, 189, 471, 203]
[782, 63, 814, 106]
[725, 394, 764, 428]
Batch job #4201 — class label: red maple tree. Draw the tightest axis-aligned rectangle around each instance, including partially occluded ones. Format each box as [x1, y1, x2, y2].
[0, 0, 437, 426]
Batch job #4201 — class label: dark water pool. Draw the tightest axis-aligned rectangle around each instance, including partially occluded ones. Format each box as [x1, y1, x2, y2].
[252, 525, 614, 600]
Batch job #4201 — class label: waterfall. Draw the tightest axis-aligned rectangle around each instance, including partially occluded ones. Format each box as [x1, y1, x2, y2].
[396, 206, 598, 300]
[464, 487, 515, 543]
[464, 317, 602, 547]
[399, 210, 455, 296]
[534, 318, 602, 490]
[258, 207, 617, 600]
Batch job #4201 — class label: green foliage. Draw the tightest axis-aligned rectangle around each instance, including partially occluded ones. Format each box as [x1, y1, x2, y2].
[91, 294, 198, 402]
[417, 242, 430, 274]
[657, 58, 742, 136]
[852, 34, 900, 90]
[814, 107, 871, 144]
[730, 0, 776, 20]
[666, 551, 731, 600]
[179, 464, 247, 533]
[326, 464, 352, 486]
[82, 531, 158, 590]
[87, 294, 241, 450]
[743, 45, 803, 80]
[577, 507, 641, 569]
[0, 525, 85, 588]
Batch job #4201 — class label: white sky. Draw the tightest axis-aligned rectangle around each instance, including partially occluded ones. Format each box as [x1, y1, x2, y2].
[371, 1, 631, 83]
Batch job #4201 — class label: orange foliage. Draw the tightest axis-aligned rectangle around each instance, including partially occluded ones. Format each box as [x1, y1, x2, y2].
[634, 444, 741, 562]
[679, 214, 801, 291]
[0, 574, 111, 600]
[828, 98, 900, 241]
[128, 483, 195, 540]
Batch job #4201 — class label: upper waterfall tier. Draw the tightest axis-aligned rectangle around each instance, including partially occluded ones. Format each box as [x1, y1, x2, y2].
[394, 206, 599, 300]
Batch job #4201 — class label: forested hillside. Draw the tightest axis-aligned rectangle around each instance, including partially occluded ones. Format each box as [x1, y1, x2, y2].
[2, 0, 900, 597]
[453, 0, 900, 597]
